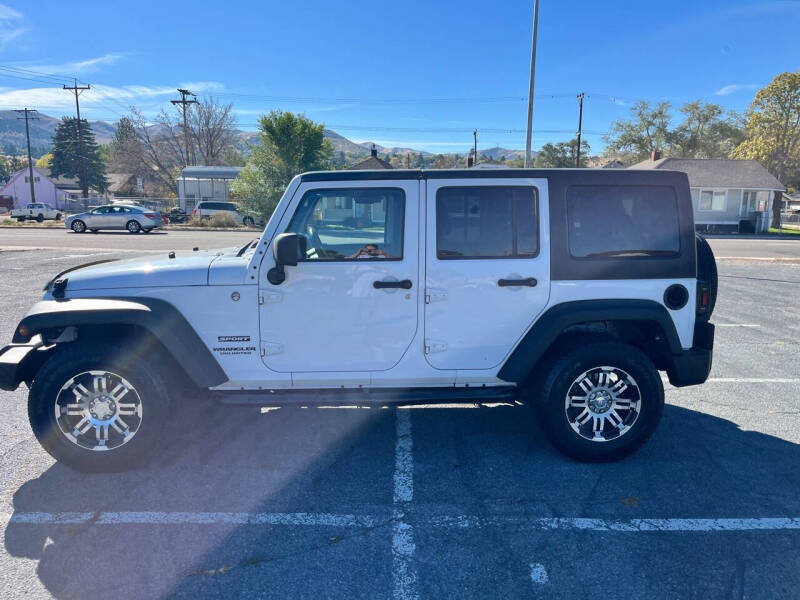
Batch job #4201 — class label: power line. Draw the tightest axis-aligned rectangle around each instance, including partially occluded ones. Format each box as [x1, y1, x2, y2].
[171, 88, 197, 166]
[15, 108, 39, 203]
[63, 79, 91, 201]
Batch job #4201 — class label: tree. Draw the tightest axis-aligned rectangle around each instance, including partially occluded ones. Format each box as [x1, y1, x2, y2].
[232, 111, 333, 219]
[604, 101, 672, 161]
[50, 118, 108, 200]
[732, 70, 800, 227]
[670, 101, 744, 158]
[0, 157, 9, 184]
[35, 152, 52, 168]
[534, 138, 591, 168]
[188, 98, 239, 166]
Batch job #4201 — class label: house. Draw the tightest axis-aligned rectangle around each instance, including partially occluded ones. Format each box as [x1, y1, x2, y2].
[629, 156, 785, 233]
[177, 166, 243, 212]
[106, 173, 138, 198]
[347, 145, 393, 170]
[0, 166, 103, 211]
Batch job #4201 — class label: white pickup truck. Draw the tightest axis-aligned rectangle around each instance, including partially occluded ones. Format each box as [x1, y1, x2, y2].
[10, 203, 62, 222]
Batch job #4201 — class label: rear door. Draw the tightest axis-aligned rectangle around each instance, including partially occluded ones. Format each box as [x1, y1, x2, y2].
[259, 180, 419, 374]
[424, 177, 550, 370]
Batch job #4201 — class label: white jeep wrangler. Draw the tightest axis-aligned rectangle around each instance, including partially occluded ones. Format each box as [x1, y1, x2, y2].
[0, 169, 716, 471]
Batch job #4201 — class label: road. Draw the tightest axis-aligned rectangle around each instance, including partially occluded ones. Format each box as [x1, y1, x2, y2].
[2, 227, 800, 259]
[0, 231, 799, 598]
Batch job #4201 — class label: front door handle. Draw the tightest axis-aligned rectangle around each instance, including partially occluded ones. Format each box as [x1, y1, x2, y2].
[498, 277, 537, 287]
[374, 279, 413, 290]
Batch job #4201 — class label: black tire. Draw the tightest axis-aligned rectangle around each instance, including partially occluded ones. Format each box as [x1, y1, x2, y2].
[56, 213, 62, 221]
[538, 341, 664, 462]
[16, 217, 25, 222]
[71, 219, 86, 233]
[126, 219, 141, 233]
[243, 216, 254, 227]
[36, 213, 44, 222]
[28, 343, 171, 472]
[90, 229, 99, 233]
[142, 228, 152, 233]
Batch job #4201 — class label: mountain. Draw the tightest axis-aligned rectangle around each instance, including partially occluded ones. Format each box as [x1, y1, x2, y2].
[0, 110, 527, 166]
[0, 110, 115, 155]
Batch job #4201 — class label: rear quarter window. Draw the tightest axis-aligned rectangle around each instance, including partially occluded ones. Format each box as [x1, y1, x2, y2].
[567, 185, 680, 259]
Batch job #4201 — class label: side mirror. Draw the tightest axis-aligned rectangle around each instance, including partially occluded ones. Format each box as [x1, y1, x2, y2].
[267, 233, 300, 285]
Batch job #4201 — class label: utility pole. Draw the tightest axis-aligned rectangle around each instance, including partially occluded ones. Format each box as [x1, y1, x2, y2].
[15, 108, 39, 203]
[524, 0, 540, 168]
[63, 79, 91, 203]
[473, 129, 478, 167]
[171, 89, 198, 167]
[575, 92, 584, 168]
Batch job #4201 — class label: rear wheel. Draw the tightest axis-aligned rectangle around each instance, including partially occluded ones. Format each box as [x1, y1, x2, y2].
[16, 217, 25, 222]
[55, 213, 62, 221]
[538, 341, 664, 462]
[243, 216, 255, 227]
[126, 219, 141, 233]
[71, 219, 86, 233]
[28, 343, 171, 472]
[36, 213, 44, 222]
[142, 228, 152, 234]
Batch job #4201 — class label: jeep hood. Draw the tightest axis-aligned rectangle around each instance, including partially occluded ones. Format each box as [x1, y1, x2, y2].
[52, 249, 235, 291]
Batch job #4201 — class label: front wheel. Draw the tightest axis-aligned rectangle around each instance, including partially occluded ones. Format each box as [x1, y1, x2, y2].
[538, 341, 664, 462]
[126, 219, 141, 233]
[71, 220, 86, 233]
[28, 343, 171, 472]
[243, 216, 254, 227]
[142, 228, 152, 234]
[56, 213, 63, 221]
[36, 214, 44, 222]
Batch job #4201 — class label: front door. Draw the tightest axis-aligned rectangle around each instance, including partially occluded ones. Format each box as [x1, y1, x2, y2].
[259, 180, 419, 373]
[424, 178, 550, 370]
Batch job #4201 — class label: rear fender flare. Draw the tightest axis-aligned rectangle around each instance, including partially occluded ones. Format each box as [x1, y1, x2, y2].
[497, 299, 683, 383]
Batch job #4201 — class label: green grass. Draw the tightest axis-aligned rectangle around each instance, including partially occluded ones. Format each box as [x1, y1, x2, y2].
[768, 227, 800, 236]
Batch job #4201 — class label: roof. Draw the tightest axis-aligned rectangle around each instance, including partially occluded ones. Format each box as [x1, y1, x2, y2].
[180, 166, 244, 179]
[629, 158, 785, 191]
[298, 167, 688, 183]
[106, 173, 135, 193]
[347, 155, 393, 170]
[19, 167, 83, 190]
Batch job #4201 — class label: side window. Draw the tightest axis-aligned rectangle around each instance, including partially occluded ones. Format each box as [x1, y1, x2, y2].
[436, 186, 538, 259]
[567, 185, 680, 258]
[287, 188, 404, 260]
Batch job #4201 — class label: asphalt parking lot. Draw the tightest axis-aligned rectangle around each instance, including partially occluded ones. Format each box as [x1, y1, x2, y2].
[0, 229, 799, 599]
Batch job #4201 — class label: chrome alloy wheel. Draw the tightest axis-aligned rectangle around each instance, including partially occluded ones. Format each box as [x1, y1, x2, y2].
[55, 371, 143, 451]
[564, 366, 641, 442]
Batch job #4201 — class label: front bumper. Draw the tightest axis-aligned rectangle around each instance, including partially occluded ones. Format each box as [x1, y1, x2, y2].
[666, 321, 714, 387]
[0, 338, 44, 391]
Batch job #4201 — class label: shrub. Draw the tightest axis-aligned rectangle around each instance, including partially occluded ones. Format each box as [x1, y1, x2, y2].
[210, 212, 238, 228]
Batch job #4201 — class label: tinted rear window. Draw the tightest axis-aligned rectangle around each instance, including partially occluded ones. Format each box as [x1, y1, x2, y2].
[436, 186, 538, 259]
[567, 185, 680, 259]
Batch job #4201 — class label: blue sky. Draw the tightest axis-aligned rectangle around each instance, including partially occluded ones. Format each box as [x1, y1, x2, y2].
[1, 0, 798, 154]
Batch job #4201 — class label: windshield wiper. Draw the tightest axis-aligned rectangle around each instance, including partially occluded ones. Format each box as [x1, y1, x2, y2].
[582, 249, 676, 258]
[236, 239, 257, 257]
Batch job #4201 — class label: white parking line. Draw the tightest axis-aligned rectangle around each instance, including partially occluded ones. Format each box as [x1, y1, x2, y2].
[663, 376, 800, 384]
[715, 323, 761, 328]
[431, 516, 800, 531]
[392, 409, 418, 600]
[530, 563, 549, 584]
[2, 511, 377, 526]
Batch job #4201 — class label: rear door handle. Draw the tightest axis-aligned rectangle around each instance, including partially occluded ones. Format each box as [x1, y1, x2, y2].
[374, 279, 413, 290]
[498, 277, 537, 287]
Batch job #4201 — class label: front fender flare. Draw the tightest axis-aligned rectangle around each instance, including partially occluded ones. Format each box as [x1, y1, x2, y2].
[13, 297, 228, 388]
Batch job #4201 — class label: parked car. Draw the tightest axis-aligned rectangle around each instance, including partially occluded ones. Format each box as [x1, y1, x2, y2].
[65, 204, 163, 234]
[193, 201, 257, 227]
[10, 203, 62, 222]
[0, 168, 717, 472]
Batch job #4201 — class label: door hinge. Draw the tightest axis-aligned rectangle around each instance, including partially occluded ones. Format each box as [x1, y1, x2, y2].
[259, 292, 283, 305]
[424, 289, 447, 304]
[261, 342, 284, 356]
[424, 339, 447, 354]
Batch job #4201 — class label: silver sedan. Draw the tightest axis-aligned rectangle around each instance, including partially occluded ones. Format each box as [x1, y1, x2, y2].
[66, 205, 164, 234]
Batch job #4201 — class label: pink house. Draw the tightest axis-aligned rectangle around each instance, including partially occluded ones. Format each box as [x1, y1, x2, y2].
[0, 167, 99, 210]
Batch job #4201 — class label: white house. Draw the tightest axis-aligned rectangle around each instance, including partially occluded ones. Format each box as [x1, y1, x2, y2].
[630, 157, 785, 233]
[0, 167, 103, 210]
